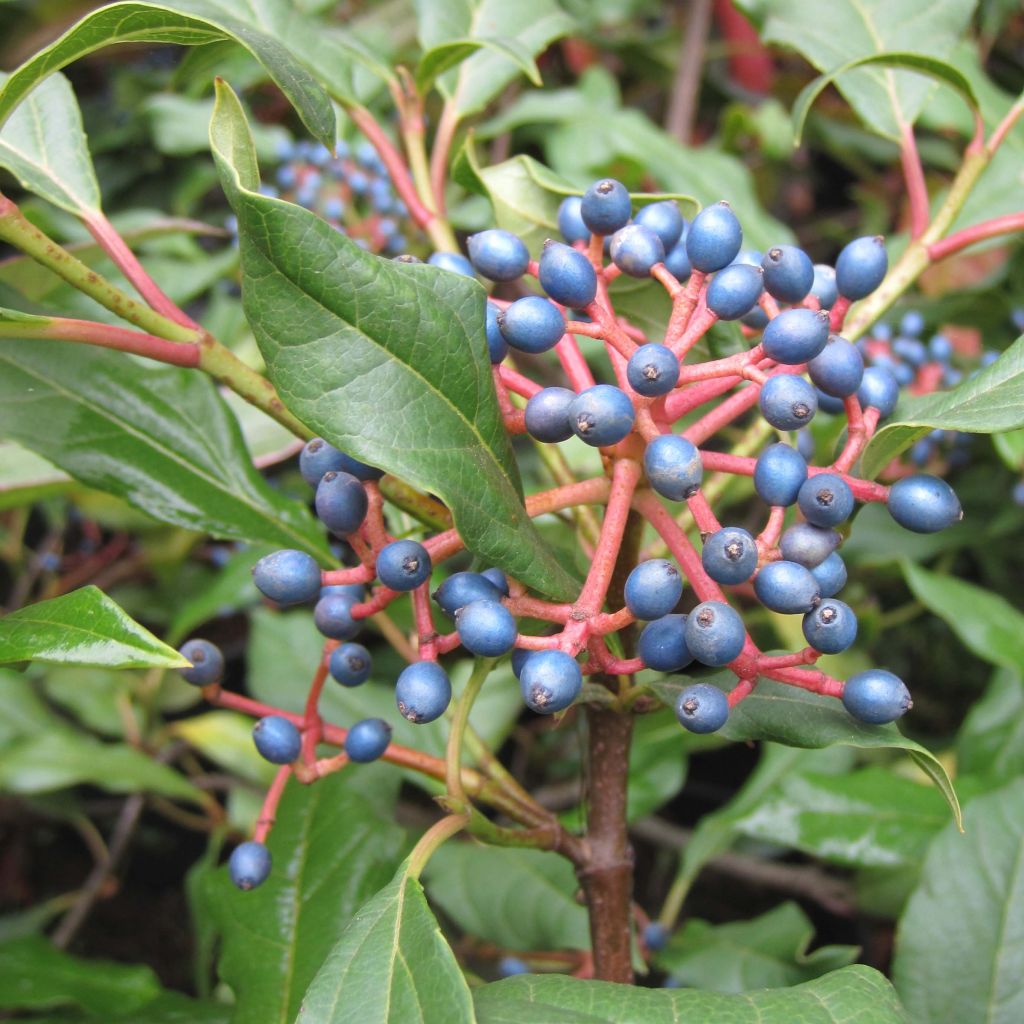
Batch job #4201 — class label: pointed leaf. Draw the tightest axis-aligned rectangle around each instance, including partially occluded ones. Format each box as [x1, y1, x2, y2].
[956, 668, 1024, 782]
[416, 37, 542, 94]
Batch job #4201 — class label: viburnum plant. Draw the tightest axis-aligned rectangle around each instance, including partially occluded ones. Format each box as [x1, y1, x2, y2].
[1, 2, 1023, 1023]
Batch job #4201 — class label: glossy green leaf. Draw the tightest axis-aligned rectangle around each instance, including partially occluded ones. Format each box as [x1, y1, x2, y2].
[902, 560, 1024, 671]
[0, 0, 334, 147]
[657, 902, 858, 993]
[0, 441, 70, 510]
[893, 779, 1024, 1024]
[0, 586, 186, 669]
[0, 342, 328, 557]
[0, 936, 161, 1016]
[863, 336, 1024, 477]
[205, 774, 405, 1024]
[473, 966, 909, 1022]
[416, 37, 542, 94]
[298, 861, 475, 1024]
[424, 843, 590, 951]
[956, 668, 1024, 781]
[211, 83, 574, 598]
[0, 72, 100, 216]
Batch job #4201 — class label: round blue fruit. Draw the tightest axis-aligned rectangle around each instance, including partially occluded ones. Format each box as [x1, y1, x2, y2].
[395, 661, 452, 723]
[519, 650, 582, 714]
[808, 336, 864, 397]
[299, 437, 346, 487]
[569, 385, 635, 447]
[634, 201, 685, 250]
[706, 263, 763, 320]
[498, 296, 565, 354]
[842, 669, 912, 724]
[433, 571, 503, 618]
[581, 178, 632, 235]
[644, 434, 703, 500]
[557, 196, 590, 244]
[485, 302, 509, 363]
[329, 642, 372, 687]
[229, 841, 272, 891]
[802, 599, 858, 654]
[761, 245, 814, 302]
[498, 956, 530, 977]
[754, 560, 821, 614]
[376, 540, 432, 591]
[455, 599, 517, 657]
[810, 264, 838, 309]
[480, 567, 509, 596]
[253, 715, 301, 764]
[315, 471, 368, 536]
[253, 550, 322, 606]
[759, 375, 818, 432]
[539, 240, 597, 307]
[675, 683, 730, 734]
[887, 474, 962, 533]
[610, 224, 665, 278]
[314, 592, 361, 640]
[427, 251, 475, 278]
[525, 386, 576, 443]
[643, 922, 669, 951]
[702, 527, 758, 585]
[345, 717, 392, 762]
[856, 366, 900, 417]
[467, 229, 529, 281]
[810, 551, 847, 597]
[684, 601, 745, 666]
[761, 308, 830, 364]
[835, 236, 887, 300]
[624, 559, 683, 620]
[627, 343, 680, 397]
[663, 237, 692, 281]
[797, 473, 855, 527]
[779, 522, 840, 568]
[638, 614, 692, 671]
[179, 638, 224, 686]
[754, 443, 807, 506]
[686, 201, 742, 272]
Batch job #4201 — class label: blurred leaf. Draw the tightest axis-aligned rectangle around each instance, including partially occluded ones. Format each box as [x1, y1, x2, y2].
[956, 667, 1024, 781]
[37, 666, 131, 737]
[416, 37, 542, 94]
[143, 93, 287, 160]
[0, 342, 329, 557]
[893, 778, 1024, 1024]
[657, 902, 858, 993]
[0, 441, 70, 510]
[0, 668, 56, 745]
[424, 843, 590, 951]
[23, 991, 231, 1022]
[0, 586, 186, 669]
[992, 427, 1024, 471]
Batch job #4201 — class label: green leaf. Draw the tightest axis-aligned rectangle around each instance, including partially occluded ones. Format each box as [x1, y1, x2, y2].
[0, 936, 161, 1016]
[902, 560, 1024, 671]
[741, 0, 975, 141]
[0, 586, 186, 669]
[862, 336, 1024, 477]
[210, 82, 574, 598]
[657, 902, 858, 993]
[0, 72, 100, 217]
[416, 37, 542, 95]
[892, 779, 1024, 1024]
[956, 667, 1024, 782]
[0, 729, 203, 803]
[791, 52, 978, 145]
[205, 773, 405, 1024]
[473, 966, 910, 1022]
[0, 441, 70, 510]
[20, 991, 231, 1023]
[0, 0, 334, 147]
[298, 860, 476, 1024]
[424, 843, 591, 951]
[0, 667, 57, 746]
[0, 342, 328, 558]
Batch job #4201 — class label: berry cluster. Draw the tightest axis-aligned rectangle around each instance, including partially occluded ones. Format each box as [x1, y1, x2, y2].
[184, 178, 966, 891]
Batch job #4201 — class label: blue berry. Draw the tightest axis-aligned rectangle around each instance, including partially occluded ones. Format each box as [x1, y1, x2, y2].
[610, 224, 665, 277]
[701, 527, 757, 584]
[893, 336, 927, 367]
[732, 248, 763, 267]
[467, 229, 529, 281]
[624, 559, 683, 620]
[761, 245, 814, 302]
[638, 614, 692, 671]
[481, 568, 509, 596]
[810, 551, 847, 597]
[539, 241, 597, 306]
[1014, 480, 1024, 507]
[455, 599, 517, 656]
[427, 251, 475, 277]
[433, 571, 503, 618]
[808, 336, 864, 397]
[377, 540, 431, 591]
[842, 669, 911, 724]
[887, 474, 962, 533]
[178, 639, 224, 686]
[856, 366, 900, 417]
[253, 716, 301, 764]
[872, 322, 892, 343]
[581, 178, 632, 235]
[663, 236, 692, 281]
[395, 661, 452, 723]
[335, 452, 383, 482]
[706, 263, 763, 320]
[899, 310, 925, 337]
[634, 201, 685, 250]
[754, 561, 820, 614]
[525, 387, 576, 443]
[675, 683, 729, 734]
[299, 437, 346, 487]
[762, 308, 830, 364]
[485, 302, 509, 363]
[498, 956, 530, 977]
[569, 385, 635, 447]
[314, 593, 361, 640]
[759, 375, 817, 431]
[802, 599, 858, 654]
[498, 296, 565, 354]
[644, 435, 703, 500]
[643, 922, 669, 951]
[684, 601, 745, 666]
[345, 718, 391, 762]
[510, 647, 532, 678]
[815, 389, 846, 415]
[835, 236, 887, 300]
[754, 443, 807, 506]
[796, 428, 815, 463]
[519, 650, 582, 714]
[229, 841, 271, 891]
[928, 334, 953, 362]
[627, 343, 680, 397]
[779, 522, 840, 568]
[253, 550, 322, 605]
[810, 264, 838, 309]
[797, 473, 855, 527]
[557, 196, 589, 244]
[315, 471, 368, 536]
[329, 642, 372, 686]
[686, 201, 742, 272]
